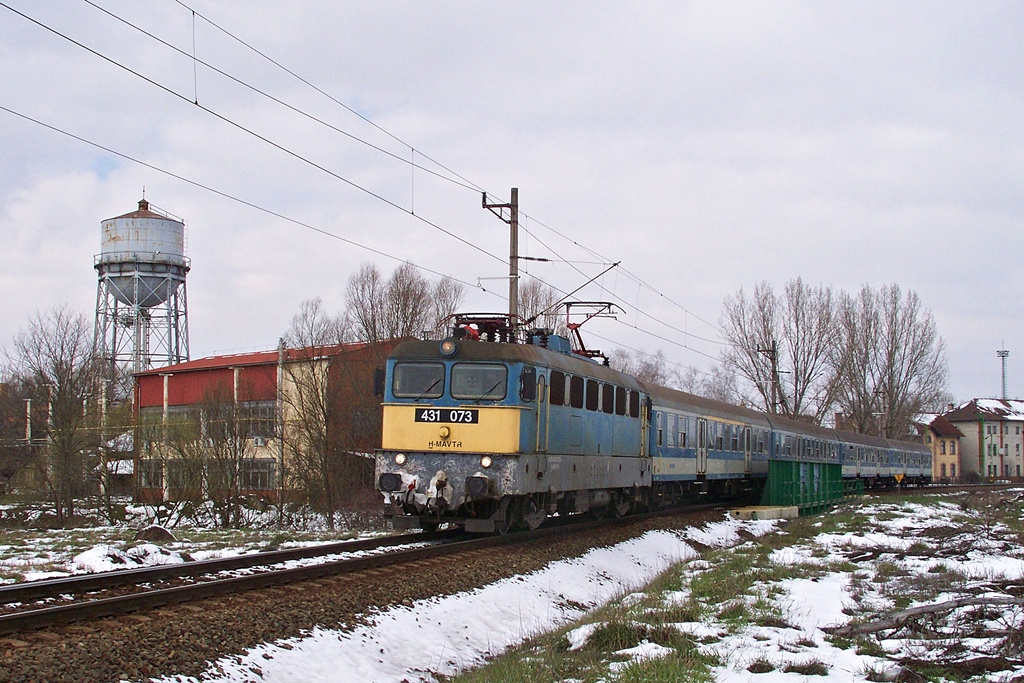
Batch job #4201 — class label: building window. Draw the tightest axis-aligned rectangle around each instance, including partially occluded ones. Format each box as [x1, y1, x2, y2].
[940, 464, 946, 478]
[940, 441, 946, 455]
[140, 459, 163, 488]
[951, 464, 956, 478]
[951, 441, 956, 455]
[241, 459, 277, 490]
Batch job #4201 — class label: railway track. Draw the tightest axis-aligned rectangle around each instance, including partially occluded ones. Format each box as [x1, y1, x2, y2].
[0, 507, 707, 636]
[0, 529, 458, 635]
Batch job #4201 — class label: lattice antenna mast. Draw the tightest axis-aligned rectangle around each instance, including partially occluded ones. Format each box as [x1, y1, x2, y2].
[998, 347, 1009, 399]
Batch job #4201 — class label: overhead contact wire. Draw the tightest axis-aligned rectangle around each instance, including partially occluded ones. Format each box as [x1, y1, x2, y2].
[0, 104, 486, 293]
[2, 0, 505, 268]
[170, 0, 486, 194]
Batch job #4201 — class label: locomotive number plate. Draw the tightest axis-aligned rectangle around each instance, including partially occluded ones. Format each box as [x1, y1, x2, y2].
[414, 408, 479, 424]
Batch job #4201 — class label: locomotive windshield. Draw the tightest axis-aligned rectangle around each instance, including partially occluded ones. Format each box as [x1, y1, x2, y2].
[392, 362, 445, 398]
[451, 363, 507, 400]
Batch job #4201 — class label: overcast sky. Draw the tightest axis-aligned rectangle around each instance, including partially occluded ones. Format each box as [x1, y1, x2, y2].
[1, 1, 1021, 403]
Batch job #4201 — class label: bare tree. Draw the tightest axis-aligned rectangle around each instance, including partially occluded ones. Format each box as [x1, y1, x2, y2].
[719, 279, 838, 423]
[383, 263, 432, 339]
[284, 298, 350, 346]
[346, 262, 464, 342]
[151, 405, 206, 525]
[0, 377, 39, 494]
[4, 306, 98, 525]
[201, 387, 261, 529]
[429, 276, 466, 339]
[281, 301, 346, 529]
[345, 263, 387, 343]
[607, 348, 682, 388]
[519, 279, 568, 336]
[680, 364, 741, 404]
[833, 284, 949, 437]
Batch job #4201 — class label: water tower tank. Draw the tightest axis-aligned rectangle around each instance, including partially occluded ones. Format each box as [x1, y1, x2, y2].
[96, 199, 189, 308]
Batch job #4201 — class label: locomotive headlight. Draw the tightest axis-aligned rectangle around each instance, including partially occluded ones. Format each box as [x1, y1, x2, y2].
[480, 455, 493, 468]
[378, 473, 402, 492]
[439, 338, 458, 356]
[395, 453, 407, 465]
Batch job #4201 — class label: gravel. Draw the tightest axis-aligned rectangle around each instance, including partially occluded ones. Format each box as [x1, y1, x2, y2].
[0, 510, 719, 683]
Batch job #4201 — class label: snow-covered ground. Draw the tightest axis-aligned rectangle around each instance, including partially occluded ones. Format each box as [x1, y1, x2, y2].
[151, 492, 1024, 683]
[153, 518, 780, 682]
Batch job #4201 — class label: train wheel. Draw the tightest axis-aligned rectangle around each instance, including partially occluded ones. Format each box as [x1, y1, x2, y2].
[421, 520, 440, 532]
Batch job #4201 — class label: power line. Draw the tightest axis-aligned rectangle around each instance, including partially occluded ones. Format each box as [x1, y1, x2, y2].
[82, 0, 481, 195]
[170, 0, 487, 195]
[0, 0, 506, 268]
[154, 0, 726, 348]
[0, 104, 488, 293]
[4, 2, 726, 365]
[91, 0, 725, 353]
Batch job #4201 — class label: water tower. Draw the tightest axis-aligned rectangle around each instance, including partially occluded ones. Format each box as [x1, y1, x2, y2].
[93, 198, 190, 400]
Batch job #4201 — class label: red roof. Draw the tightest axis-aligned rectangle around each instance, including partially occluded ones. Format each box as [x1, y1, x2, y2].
[135, 342, 374, 377]
[928, 415, 965, 439]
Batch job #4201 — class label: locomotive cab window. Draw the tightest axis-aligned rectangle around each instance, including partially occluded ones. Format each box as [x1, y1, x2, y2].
[602, 383, 615, 414]
[629, 391, 640, 418]
[393, 362, 445, 398]
[451, 363, 507, 400]
[615, 386, 626, 415]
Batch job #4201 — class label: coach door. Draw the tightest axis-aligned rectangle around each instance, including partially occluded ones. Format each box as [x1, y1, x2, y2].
[697, 418, 708, 477]
[744, 426, 752, 475]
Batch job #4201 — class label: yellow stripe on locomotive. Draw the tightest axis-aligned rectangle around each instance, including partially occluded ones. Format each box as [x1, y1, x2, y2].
[381, 404, 525, 454]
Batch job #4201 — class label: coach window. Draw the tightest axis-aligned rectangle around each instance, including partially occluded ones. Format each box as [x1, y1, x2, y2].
[667, 414, 676, 447]
[656, 412, 664, 446]
[679, 418, 687, 448]
[615, 386, 627, 415]
[569, 376, 584, 408]
[629, 391, 640, 418]
[549, 371, 566, 405]
[451, 363, 507, 400]
[731, 427, 739, 452]
[602, 383, 615, 414]
[393, 362, 445, 398]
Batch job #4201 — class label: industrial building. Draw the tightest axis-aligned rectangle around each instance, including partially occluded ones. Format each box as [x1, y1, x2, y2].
[133, 340, 402, 505]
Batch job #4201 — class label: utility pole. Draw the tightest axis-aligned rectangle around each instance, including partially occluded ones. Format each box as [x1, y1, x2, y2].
[998, 347, 1009, 399]
[482, 188, 519, 328]
[757, 341, 786, 416]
